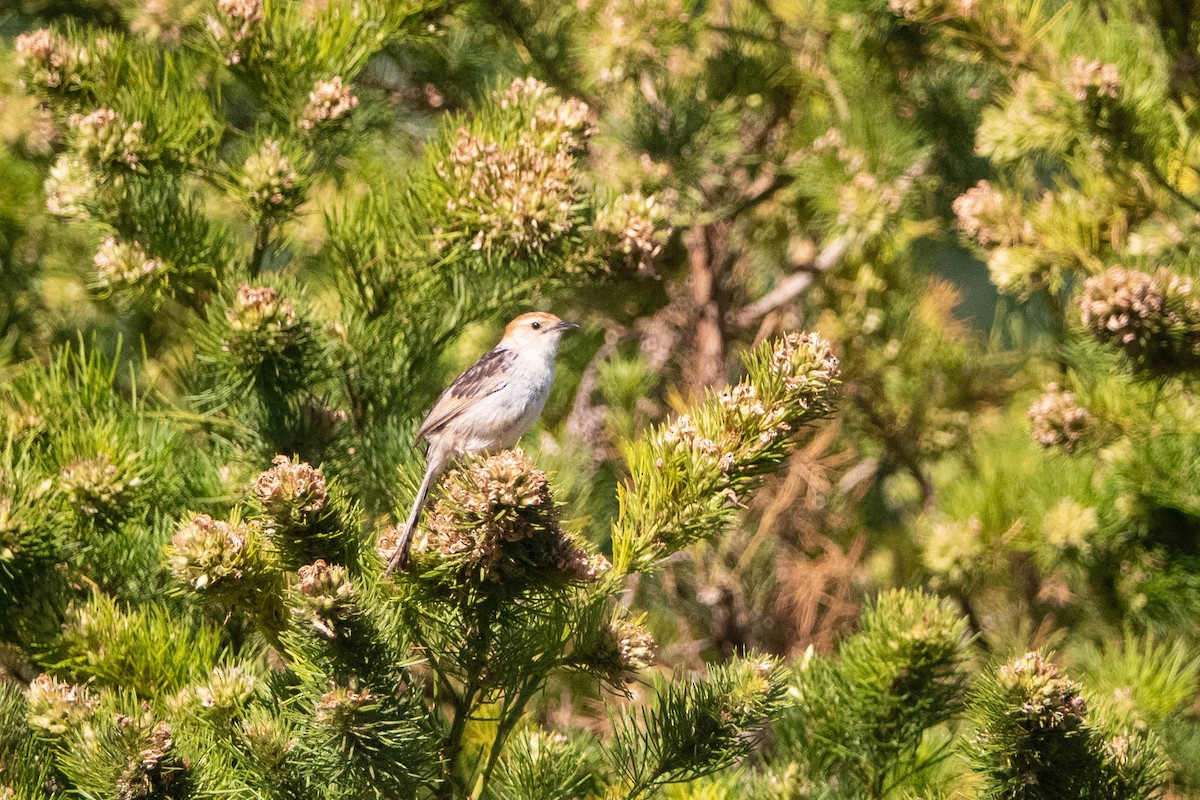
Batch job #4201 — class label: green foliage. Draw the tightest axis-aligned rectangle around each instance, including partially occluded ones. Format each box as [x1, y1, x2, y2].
[967, 651, 1164, 800]
[48, 593, 227, 695]
[614, 333, 840, 572]
[606, 657, 789, 799]
[773, 589, 970, 799]
[4, 0, 1200, 797]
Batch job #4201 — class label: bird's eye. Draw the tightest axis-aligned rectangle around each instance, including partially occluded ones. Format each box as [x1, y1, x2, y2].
[531, 321, 541, 330]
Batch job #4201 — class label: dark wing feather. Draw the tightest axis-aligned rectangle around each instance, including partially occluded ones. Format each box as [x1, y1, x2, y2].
[416, 347, 515, 441]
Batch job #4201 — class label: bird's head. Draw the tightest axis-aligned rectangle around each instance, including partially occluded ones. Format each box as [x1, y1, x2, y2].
[501, 312, 579, 354]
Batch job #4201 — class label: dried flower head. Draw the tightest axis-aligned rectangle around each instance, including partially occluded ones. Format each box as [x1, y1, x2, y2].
[952, 180, 1032, 247]
[1078, 266, 1200, 372]
[315, 684, 376, 727]
[26, 674, 97, 735]
[45, 154, 96, 220]
[301, 77, 359, 130]
[594, 191, 672, 275]
[168, 514, 273, 602]
[221, 284, 306, 366]
[887, 0, 975, 20]
[1067, 56, 1120, 103]
[241, 139, 302, 212]
[1027, 384, 1093, 454]
[71, 107, 145, 171]
[193, 666, 258, 718]
[226, 284, 297, 332]
[58, 451, 142, 521]
[206, 0, 263, 64]
[254, 455, 327, 527]
[434, 127, 578, 256]
[376, 523, 405, 565]
[416, 449, 606, 586]
[497, 77, 593, 153]
[115, 721, 184, 800]
[612, 619, 656, 673]
[93, 237, 167, 291]
[293, 559, 355, 638]
[14, 29, 89, 92]
[997, 652, 1089, 729]
[768, 332, 841, 408]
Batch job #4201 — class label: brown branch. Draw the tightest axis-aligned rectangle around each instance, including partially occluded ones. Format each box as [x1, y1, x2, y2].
[726, 234, 850, 329]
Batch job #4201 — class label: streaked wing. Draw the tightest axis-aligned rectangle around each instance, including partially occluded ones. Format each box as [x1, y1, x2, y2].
[416, 347, 515, 441]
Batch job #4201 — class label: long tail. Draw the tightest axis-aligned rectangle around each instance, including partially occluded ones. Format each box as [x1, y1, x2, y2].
[385, 452, 446, 574]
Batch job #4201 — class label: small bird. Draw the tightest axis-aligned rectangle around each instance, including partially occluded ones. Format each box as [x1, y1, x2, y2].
[385, 312, 580, 573]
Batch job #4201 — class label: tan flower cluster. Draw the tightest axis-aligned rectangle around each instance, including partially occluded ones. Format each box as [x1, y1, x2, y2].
[226, 285, 298, 332]
[769, 331, 841, 404]
[294, 559, 355, 638]
[254, 455, 327, 528]
[716, 382, 794, 460]
[301, 77, 359, 130]
[1027, 384, 1093, 454]
[222, 285, 303, 362]
[593, 191, 671, 275]
[1078, 266, 1200, 370]
[206, 0, 263, 65]
[657, 414, 723, 464]
[985, 246, 1049, 297]
[315, 684, 375, 727]
[887, 0, 975, 20]
[415, 450, 607, 585]
[613, 619, 656, 671]
[116, 721, 180, 800]
[45, 155, 96, 220]
[93, 236, 167, 290]
[26, 674, 97, 735]
[434, 127, 577, 255]
[14, 28, 89, 91]
[498, 76, 593, 152]
[168, 513, 271, 598]
[193, 666, 258, 715]
[59, 451, 141, 520]
[952, 180, 1033, 248]
[128, 0, 192, 44]
[836, 171, 904, 229]
[241, 139, 301, 210]
[498, 76, 553, 109]
[649, 333, 838, 508]
[71, 108, 145, 171]
[997, 652, 1088, 729]
[1067, 56, 1120, 102]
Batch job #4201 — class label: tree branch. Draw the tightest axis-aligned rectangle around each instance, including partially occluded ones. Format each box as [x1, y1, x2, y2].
[726, 234, 850, 329]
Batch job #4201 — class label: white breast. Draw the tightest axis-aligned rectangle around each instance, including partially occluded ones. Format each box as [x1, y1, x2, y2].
[453, 348, 556, 453]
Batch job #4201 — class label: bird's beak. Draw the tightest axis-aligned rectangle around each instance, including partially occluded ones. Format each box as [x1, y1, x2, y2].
[551, 320, 580, 332]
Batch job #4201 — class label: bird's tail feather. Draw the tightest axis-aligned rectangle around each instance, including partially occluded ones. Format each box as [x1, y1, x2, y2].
[385, 455, 445, 574]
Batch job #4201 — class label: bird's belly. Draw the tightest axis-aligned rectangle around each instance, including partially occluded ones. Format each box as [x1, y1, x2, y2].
[454, 381, 549, 453]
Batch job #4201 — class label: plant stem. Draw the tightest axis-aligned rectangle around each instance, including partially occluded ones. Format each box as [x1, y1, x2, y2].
[250, 219, 273, 278]
[436, 596, 497, 799]
[475, 684, 536, 798]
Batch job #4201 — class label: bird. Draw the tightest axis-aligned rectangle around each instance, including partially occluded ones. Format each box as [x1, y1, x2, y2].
[384, 311, 580, 573]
